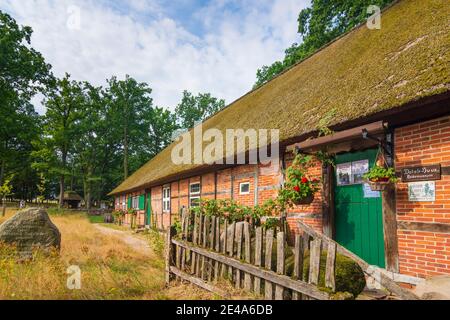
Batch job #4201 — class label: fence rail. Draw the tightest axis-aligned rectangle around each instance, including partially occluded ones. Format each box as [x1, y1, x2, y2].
[165, 208, 337, 300]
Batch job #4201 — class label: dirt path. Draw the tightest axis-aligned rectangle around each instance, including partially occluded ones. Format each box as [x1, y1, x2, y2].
[94, 224, 153, 256]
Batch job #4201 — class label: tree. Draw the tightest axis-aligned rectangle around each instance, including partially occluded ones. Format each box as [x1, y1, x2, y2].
[254, 0, 395, 87]
[0, 11, 52, 191]
[42, 74, 84, 207]
[175, 90, 225, 130]
[106, 75, 154, 180]
[0, 175, 13, 216]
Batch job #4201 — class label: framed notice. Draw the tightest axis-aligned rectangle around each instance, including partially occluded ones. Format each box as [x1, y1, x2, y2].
[336, 160, 369, 186]
[336, 162, 352, 185]
[352, 160, 369, 184]
[363, 183, 380, 198]
[408, 181, 435, 202]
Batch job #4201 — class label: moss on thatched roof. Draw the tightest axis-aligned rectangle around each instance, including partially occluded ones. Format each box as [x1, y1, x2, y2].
[109, 0, 450, 196]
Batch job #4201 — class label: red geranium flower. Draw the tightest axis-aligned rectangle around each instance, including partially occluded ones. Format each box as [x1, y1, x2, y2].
[293, 185, 300, 192]
[312, 178, 319, 183]
[301, 177, 308, 184]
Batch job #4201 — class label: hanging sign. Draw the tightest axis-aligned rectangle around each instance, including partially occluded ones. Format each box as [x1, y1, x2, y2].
[401, 165, 441, 182]
[408, 181, 435, 202]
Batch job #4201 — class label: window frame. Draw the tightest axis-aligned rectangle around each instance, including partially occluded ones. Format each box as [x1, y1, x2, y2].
[162, 186, 171, 213]
[132, 196, 139, 209]
[239, 182, 251, 195]
[189, 182, 201, 207]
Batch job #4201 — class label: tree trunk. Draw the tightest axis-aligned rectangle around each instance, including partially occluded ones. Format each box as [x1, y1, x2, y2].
[123, 124, 129, 180]
[1, 158, 6, 216]
[59, 151, 67, 208]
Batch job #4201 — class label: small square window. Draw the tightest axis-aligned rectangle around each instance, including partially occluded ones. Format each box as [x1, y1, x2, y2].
[239, 182, 250, 195]
[190, 196, 200, 207]
[190, 183, 201, 195]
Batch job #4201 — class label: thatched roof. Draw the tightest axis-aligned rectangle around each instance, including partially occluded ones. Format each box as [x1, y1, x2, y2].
[62, 191, 83, 201]
[109, 0, 449, 196]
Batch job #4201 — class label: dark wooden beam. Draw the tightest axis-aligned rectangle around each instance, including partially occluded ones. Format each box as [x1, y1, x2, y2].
[289, 121, 385, 151]
[322, 164, 335, 239]
[398, 221, 450, 234]
[382, 184, 399, 273]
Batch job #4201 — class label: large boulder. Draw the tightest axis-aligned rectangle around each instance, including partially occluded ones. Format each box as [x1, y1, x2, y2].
[0, 207, 61, 258]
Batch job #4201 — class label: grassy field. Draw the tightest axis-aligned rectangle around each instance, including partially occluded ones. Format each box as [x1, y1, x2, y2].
[0, 208, 225, 300]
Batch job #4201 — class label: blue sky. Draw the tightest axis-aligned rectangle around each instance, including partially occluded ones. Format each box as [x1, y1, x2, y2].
[0, 0, 309, 113]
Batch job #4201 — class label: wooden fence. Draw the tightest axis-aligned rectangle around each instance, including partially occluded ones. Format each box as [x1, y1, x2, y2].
[165, 209, 337, 300]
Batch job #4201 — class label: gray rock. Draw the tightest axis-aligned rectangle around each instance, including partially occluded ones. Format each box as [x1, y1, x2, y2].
[0, 207, 61, 258]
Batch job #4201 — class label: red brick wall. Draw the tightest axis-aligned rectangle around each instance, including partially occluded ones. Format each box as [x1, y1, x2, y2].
[395, 115, 450, 278]
[285, 157, 324, 234]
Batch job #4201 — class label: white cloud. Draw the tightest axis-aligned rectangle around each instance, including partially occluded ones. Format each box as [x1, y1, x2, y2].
[0, 0, 308, 114]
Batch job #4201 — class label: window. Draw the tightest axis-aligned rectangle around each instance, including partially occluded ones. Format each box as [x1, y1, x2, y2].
[239, 182, 250, 195]
[163, 187, 171, 213]
[189, 182, 201, 207]
[132, 196, 139, 209]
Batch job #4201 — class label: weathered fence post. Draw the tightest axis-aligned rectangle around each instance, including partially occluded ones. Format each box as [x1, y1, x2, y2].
[325, 242, 336, 292]
[254, 226, 263, 295]
[309, 238, 322, 286]
[243, 222, 252, 291]
[165, 226, 176, 285]
[292, 233, 304, 300]
[275, 232, 285, 300]
[264, 228, 274, 300]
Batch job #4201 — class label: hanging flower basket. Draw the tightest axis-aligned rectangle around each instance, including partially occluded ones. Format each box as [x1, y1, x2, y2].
[292, 194, 315, 205]
[363, 164, 398, 192]
[367, 178, 392, 191]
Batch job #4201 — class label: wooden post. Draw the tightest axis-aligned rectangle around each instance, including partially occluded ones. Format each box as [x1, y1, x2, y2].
[208, 217, 215, 282]
[196, 214, 203, 278]
[228, 221, 236, 279]
[325, 242, 336, 292]
[243, 222, 252, 291]
[275, 232, 285, 300]
[214, 217, 220, 283]
[254, 227, 263, 295]
[221, 219, 228, 278]
[191, 213, 198, 274]
[165, 226, 176, 285]
[264, 228, 274, 300]
[322, 164, 335, 238]
[292, 234, 304, 300]
[309, 239, 322, 286]
[201, 216, 210, 280]
[382, 184, 399, 272]
[235, 223, 243, 289]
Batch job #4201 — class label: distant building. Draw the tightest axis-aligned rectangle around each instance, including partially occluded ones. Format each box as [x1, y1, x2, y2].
[61, 191, 83, 209]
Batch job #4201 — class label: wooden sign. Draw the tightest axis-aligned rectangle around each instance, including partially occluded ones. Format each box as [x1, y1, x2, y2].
[401, 164, 441, 182]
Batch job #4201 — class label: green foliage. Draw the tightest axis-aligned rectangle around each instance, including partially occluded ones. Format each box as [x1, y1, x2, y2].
[363, 165, 397, 183]
[0, 177, 13, 196]
[254, 0, 395, 87]
[279, 153, 320, 206]
[262, 217, 280, 230]
[175, 90, 226, 129]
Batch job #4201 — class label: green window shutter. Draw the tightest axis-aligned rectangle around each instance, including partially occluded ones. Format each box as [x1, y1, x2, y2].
[127, 197, 132, 209]
[139, 195, 145, 210]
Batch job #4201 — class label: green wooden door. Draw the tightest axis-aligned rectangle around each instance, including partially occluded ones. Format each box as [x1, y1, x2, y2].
[146, 193, 151, 226]
[334, 149, 385, 268]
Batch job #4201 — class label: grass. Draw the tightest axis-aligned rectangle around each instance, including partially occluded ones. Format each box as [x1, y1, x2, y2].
[0, 208, 256, 300]
[0, 208, 230, 300]
[87, 215, 104, 224]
